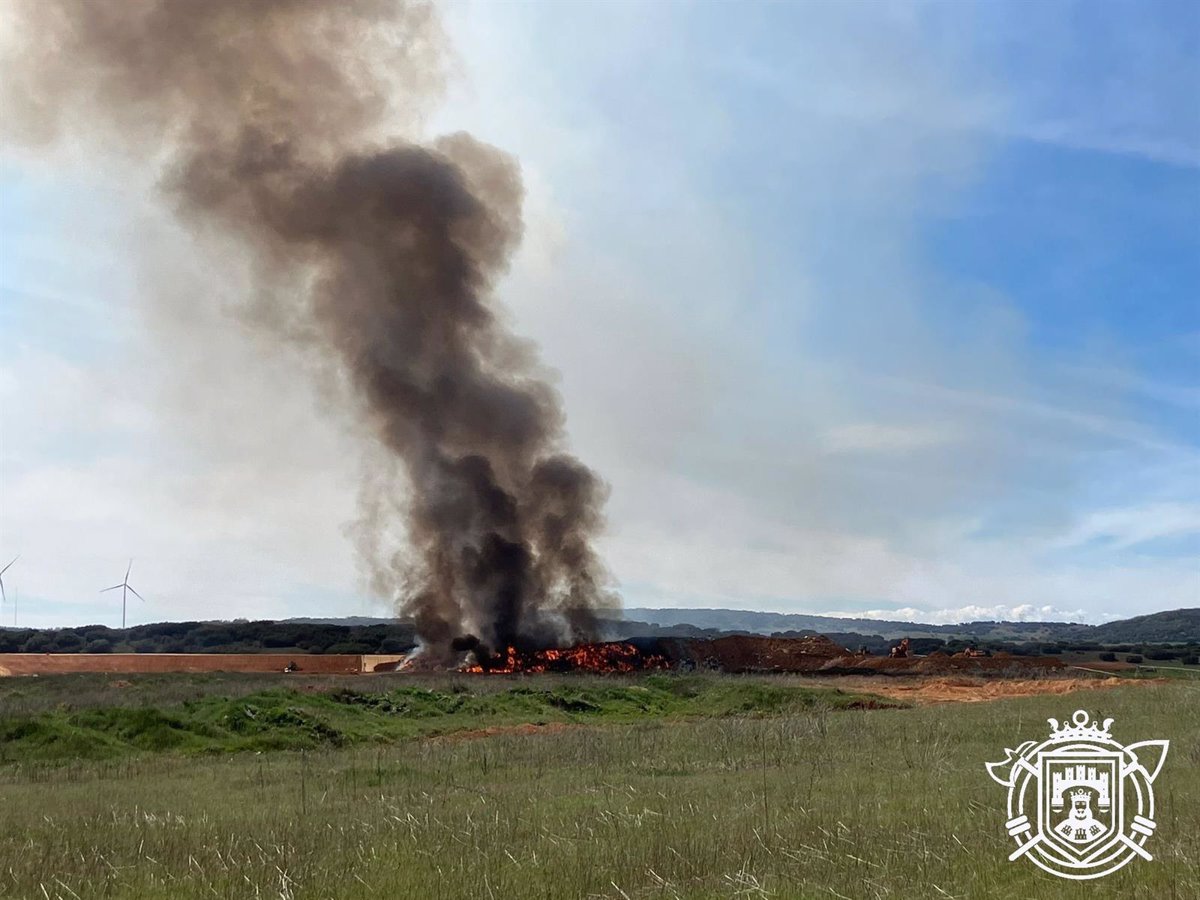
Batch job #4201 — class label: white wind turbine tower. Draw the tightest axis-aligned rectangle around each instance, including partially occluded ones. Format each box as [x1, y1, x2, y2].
[0, 556, 17, 622]
[101, 559, 146, 629]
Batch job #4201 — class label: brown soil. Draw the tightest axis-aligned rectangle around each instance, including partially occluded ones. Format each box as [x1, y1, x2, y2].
[668, 634, 849, 672]
[812, 675, 1151, 704]
[1067, 660, 1137, 672]
[820, 651, 1067, 675]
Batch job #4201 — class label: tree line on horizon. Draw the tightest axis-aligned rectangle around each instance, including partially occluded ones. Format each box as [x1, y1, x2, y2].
[0, 615, 1197, 659]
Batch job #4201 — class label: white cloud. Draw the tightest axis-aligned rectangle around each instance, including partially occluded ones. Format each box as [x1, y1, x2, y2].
[828, 605, 1098, 625]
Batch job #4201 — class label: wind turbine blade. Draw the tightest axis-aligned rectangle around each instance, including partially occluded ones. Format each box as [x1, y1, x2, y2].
[0, 580, 5, 605]
[100, 584, 124, 593]
[0, 556, 18, 577]
[126, 559, 133, 581]
[129, 586, 146, 602]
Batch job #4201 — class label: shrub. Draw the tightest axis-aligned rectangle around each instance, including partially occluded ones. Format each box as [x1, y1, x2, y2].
[1126, 654, 1144, 664]
[1098, 652, 1116, 662]
[1183, 655, 1198, 666]
[51, 633, 84, 652]
[21, 634, 52, 653]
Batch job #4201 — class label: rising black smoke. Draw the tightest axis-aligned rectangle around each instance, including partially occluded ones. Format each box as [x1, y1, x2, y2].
[3, 0, 615, 657]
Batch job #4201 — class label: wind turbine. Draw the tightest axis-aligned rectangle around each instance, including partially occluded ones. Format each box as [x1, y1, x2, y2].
[0, 556, 17, 617]
[101, 559, 145, 629]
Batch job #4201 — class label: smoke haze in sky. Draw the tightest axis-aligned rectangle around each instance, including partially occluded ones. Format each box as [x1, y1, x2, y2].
[1, 0, 615, 652]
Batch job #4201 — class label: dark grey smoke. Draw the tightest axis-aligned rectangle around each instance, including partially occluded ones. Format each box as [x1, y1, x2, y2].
[3, 0, 615, 656]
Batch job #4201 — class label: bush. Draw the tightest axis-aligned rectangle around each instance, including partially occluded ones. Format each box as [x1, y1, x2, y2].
[22, 634, 52, 653]
[1098, 652, 1116, 662]
[1126, 654, 1144, 664]
[1183, 655, 1198, 666]
[51, 633, 84, 652]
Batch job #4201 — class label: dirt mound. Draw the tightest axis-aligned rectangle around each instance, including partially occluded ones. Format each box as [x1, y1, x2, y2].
[820, 651, 1066, 675]
[659, 634, 849, 673]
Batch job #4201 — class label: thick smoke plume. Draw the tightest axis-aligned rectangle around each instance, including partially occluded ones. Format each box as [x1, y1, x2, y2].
[4, 0, 615, 655]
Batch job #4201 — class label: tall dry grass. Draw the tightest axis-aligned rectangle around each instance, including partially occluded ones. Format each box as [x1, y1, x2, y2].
[0, 681, 1194, 899]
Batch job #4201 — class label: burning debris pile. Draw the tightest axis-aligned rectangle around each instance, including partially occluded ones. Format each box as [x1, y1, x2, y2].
[463, 641, 670, 674]
[442, 634, 850, 675]
[430, 634, 1071, 677]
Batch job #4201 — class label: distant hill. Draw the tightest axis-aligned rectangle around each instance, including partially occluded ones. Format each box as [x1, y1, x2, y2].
[618, 608, 1072, 642]
[1088, 609, 1200, 644]
[283, 608, 1200, 644]
[285, 611, 1063, 641]
[283, 607, 1200, 644]
[619, 607, 1200, 644]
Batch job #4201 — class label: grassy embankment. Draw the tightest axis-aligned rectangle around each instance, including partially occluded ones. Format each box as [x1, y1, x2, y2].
[0, 674, 1195, 899]
[0, 673, 896, 763]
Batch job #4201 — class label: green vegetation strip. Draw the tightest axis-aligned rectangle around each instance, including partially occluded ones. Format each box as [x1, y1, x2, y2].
[0, 675, 901, 764]
[0, 683, 1191, 899]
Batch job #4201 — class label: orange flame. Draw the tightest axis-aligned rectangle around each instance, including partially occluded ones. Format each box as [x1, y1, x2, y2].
[462, 641, 669, 674]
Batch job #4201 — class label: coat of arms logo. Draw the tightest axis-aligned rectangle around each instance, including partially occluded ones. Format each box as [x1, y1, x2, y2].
[985, 709, 1169, 880]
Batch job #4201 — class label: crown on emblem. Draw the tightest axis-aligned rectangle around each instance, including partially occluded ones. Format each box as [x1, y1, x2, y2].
[1069, 788, 1091, 800]
[1047, 709, 1114, 743]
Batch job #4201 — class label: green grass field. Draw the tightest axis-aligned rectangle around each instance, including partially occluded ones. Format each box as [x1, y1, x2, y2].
[0, 674, 1196, 899]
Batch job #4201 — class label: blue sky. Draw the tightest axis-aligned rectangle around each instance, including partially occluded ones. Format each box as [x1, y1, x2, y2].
[0, 0, 1197, 627]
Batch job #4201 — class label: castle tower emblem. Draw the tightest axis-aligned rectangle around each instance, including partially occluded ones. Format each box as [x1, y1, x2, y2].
[985, 709, 1169, 881]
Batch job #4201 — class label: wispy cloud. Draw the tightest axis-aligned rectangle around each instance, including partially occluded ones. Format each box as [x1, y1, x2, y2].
[821, 423, 959, 455]
[1056, 503, 1200, 552]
